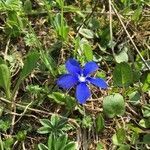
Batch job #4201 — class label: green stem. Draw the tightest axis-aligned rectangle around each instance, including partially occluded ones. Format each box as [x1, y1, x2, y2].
[6, 88, 11, 100]
[11, 78, 22, 100]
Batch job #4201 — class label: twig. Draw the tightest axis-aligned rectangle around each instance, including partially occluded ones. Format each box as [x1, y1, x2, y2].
[0, 97, 80, 128]
[111, 2, 150, 70]
[10, 90, 18, 135]
[126, 103, 140, 117]
[109, 0, 115, 56]
[10, 104, 16, 135]
[75, 0, 98, 36]
[4, 36, 10, 61]
[5, 110, 38, 119]
[13, 101, 33, 125]
[22, 142, 26, 150]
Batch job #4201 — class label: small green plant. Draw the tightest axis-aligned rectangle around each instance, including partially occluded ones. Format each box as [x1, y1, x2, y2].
[38, 114, 72, 136]
[0, 64, 11, 99]
[38, 134, 77, 150]
[0, 136, 14, 150]
[38, 114, 76, 150]
[0, 51, 39, 101]
[0, 0, 27, 37]
[48, 92, 76, 110]
[103, 93, 125, 118]
[52, 0, 69, 41]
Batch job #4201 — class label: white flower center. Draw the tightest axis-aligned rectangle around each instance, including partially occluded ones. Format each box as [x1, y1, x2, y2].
[78, 75, 86, 82]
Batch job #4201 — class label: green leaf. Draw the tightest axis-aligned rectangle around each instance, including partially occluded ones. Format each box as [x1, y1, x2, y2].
[47, 134, 76, 150]
[82, 43, 93, 61]
[96, 114, 105, 132]
[24, 33, 37, 46]
[56, 0, 64, 7]
[3, 137, 14, 150]
[128, 91, 140, 105]
[112, 133, 119, 145]
[38, 118, 54, 134]
[24, 0, 32, 13]
[5, 9, 26, 37]
[48, 92, 76, 110]
[62, 26, 69, 41]
[0, 64, 11, 99]
[118, 145, 130, 150]
[16, 130, 27, 141]
[0, 57, 5, 64]
[20, 52, 40, 80]
[38, 115, 68, 136]
[116, 128, 126, 144]
[0, 120, 10, 132]
[142, 73, 150, 92]
[53, 13, 69, 41]
[132, 70, 141, 82]
[12, 52, 39, 97]
[115, 48, 128, 63]
[40, 51, 57, 77]
[64, 142, 76, 150]
[127, 124, 142, 133]
[56, 119, 68, 132]
[82, 115, 93, 129]
[89, 18, 100, 30]
[113, 62, 133, 87]
[48, 92, 66, 105]
[132, 7, 142, 22]
[5, 0, 22, 10]
[139, 119, 150, 128]
[50, 114, 60, 127]
[103, 93, 125, 118]
[130, 132, 139, 145]
[112, 128, 126, 145]
[142, 104, 150, 117]
[143, 134, 150, 144]
[79, 28, 94, 39]
[38, 143, 48, 150]
[96, 143, 104, 150]
[55, 134, 67, 150]
[39, 119, 52, 127]
[96, 71, 106, 79]
[0, 135, 4, 150]
[98, 25, 110, 49]
[48, 134, 54, 150]
[26, 84, 44, 94]
[37, 126, 51, 134]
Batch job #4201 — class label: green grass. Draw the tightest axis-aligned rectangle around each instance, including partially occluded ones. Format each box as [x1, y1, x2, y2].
[0, 0, 150, 149]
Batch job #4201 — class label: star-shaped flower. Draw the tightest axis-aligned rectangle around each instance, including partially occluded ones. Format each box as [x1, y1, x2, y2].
[57, 58, 108, 104]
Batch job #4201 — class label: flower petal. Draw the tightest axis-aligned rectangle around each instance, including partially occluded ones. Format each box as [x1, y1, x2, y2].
[83, 61, 99, 76]
[57, 74, 78, 89]
[87, 77, 108, 89]
[76, 83, 91, 104]
[66, 58, 81, 75]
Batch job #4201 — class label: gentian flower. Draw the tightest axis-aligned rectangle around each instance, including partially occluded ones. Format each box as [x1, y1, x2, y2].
[57, 58, 108, 104]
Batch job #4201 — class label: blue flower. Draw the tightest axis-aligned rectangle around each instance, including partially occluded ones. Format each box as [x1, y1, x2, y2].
[57, 58, 108, 104]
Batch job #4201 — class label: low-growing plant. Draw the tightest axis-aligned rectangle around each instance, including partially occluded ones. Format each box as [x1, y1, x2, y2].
[38, 114, 76, 150]
[38, 114, 73, 136]
[38, 134, 77, 150]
